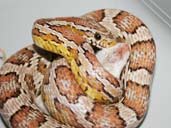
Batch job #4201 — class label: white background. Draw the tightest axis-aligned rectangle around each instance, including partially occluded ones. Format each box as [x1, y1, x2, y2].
[0, 0, 171, 127]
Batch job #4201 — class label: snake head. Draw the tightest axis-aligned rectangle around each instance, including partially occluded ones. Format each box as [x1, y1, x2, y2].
[32, 17, 117, 53]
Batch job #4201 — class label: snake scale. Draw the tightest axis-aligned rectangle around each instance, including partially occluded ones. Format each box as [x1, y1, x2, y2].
[0, 9, 156, 128]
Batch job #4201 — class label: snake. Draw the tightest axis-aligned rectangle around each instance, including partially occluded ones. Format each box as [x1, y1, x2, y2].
[0, 48, 6, 67]
[0, 9, 156, 128]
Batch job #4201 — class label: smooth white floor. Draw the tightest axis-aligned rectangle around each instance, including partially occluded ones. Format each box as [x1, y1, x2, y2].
[0, 0, 171, 127]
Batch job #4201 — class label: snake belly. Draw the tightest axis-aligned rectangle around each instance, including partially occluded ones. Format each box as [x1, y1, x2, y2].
[0, 9, 156, 128]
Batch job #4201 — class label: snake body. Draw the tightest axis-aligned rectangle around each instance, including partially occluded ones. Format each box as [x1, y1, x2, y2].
[0, 9, 156, 128]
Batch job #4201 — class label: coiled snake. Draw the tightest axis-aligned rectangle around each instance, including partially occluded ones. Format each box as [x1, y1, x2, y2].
[0, 9, 156, 128]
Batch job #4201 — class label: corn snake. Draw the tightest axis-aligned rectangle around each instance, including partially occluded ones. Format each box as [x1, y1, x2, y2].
[0, 9, 156, 128]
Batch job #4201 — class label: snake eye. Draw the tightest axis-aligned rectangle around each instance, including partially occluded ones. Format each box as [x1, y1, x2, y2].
[94, 32, 101, 40]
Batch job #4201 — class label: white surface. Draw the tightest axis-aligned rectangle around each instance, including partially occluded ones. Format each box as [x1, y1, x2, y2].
[143, 0, 171, 28]
[0, 0, 171, 127]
